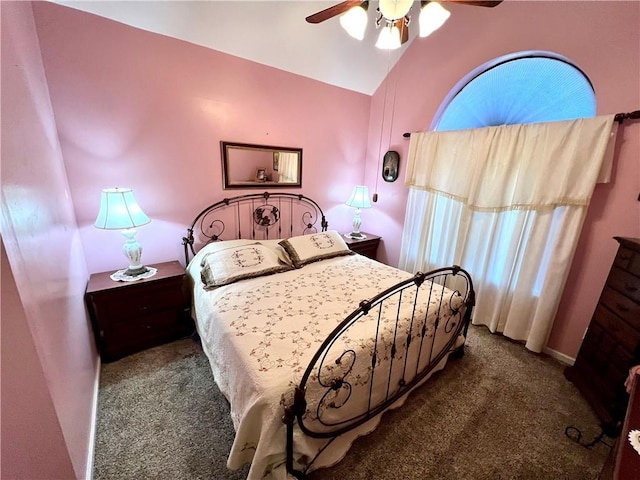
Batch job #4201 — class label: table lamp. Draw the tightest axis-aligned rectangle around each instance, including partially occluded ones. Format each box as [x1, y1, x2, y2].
[345, 185, 371, 239]
[94, 187, 151, 278]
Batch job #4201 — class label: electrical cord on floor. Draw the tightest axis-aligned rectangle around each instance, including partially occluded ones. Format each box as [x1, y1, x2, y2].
[565, 425, 614, 449]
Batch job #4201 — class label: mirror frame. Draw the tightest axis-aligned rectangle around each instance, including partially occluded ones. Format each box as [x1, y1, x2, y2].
[221, 141, 303, 189]
[382, 150, 400, 182]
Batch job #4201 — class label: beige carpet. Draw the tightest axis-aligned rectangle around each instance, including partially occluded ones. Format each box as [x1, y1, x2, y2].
[94, 325, 610, 479]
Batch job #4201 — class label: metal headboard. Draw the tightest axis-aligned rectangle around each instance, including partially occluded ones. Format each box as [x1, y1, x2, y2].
[182, 191, 328, 264]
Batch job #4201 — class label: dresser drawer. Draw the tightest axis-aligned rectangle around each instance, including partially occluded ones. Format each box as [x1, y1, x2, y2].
[574, 326, 632, 410]
[630, 252, 640, 277]
[607, 267, 640, 303]
[613, 246, 635, 271]
[614, 243, 640, 277]
[600, 286, 640, 330]
[592, 304, 640, 354]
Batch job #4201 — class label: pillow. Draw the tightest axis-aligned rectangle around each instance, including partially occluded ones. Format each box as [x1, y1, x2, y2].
[200, 242, 293, 288]
[187, 239, 257, 280]
[187, 239, 293, 281]
[258, 239, 294, 267]
[279, 230, 354, 268]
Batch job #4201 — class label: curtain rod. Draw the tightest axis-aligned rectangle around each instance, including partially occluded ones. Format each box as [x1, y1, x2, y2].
[402, 110, 640, 138]
[614, 110, 640, 123]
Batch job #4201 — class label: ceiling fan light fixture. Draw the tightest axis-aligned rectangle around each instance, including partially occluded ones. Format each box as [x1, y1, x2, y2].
[419, 1, 450, 37]
[376, 23, 402, 50]
[379, 0, 413, 21]
[339, 2, 369, 40]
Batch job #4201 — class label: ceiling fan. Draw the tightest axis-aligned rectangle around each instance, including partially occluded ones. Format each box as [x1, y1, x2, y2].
[306, 0, 503, 49]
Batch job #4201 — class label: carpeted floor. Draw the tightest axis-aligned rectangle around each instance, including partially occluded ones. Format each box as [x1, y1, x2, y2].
[94, 325, 611, 479]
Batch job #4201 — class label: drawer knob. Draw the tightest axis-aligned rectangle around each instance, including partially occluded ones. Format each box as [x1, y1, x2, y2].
[616, 303, 630, 312]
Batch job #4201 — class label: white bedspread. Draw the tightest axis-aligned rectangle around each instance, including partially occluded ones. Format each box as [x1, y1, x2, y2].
[188, 251, 464, 479]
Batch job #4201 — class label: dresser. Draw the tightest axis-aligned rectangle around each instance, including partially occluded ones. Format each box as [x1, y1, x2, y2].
[86, 261, 194, 363]
[344, 232, 381, 260]
[565, 237, 640, 436]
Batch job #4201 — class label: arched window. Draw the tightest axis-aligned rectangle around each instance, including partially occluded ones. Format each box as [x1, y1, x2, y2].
[431, 51, 595, 132]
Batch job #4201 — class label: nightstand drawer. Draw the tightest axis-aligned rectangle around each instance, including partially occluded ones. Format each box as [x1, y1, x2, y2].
[98, 280, 185, 321]
[102, 311, 192, 361]
[108, 310, 187, 341]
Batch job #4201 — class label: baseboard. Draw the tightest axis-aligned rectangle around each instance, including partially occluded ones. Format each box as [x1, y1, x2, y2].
[543, 346, 575, 366]
[85, 357, 101, 480]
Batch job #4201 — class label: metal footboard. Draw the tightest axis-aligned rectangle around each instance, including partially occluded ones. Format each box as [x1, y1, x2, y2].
[283, 266, 475, 478]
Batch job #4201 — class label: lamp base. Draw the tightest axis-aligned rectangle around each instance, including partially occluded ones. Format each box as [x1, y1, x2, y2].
[125, 266, 150, 276]
[344, 232, 367, 240]
[110, 266, 157, 282]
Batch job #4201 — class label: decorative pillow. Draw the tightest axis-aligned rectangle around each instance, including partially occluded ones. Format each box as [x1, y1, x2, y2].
[257, 239, 294, 267]
[200, 242, 292, 288]
[279, 230, 354, 268]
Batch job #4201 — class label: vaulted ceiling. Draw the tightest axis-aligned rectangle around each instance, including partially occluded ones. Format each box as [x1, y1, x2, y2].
[51, 1, 423, 95]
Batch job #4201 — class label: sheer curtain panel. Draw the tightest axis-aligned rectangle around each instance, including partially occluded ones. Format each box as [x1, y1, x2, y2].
[278, 152, 299, 183]
[399, 116, 617, 352]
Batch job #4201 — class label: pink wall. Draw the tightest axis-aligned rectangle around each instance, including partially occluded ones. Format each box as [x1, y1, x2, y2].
[1, 241, 76, 479]
[366, 0, 640, 358]
[1, 2, 97, 478]
[32, 2, 371, 275]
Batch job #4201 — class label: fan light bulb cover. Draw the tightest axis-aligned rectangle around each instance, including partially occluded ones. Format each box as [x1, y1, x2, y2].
[419, 1, 450, 37]
[339, 4, 368, 40]
[376, 23, 402, 50]
[379, 0, 413, 20]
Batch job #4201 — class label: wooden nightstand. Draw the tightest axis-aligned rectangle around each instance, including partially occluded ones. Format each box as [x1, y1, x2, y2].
[344, 232, 381, 260]
[85, 260, 194, 363]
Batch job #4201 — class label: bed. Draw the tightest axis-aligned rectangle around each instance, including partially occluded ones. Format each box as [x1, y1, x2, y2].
[183, 192, 475, 479]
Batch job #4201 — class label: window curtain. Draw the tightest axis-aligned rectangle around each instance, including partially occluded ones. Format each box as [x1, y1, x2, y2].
[277, 152, 298, 183]
[399, 116, 617, 352]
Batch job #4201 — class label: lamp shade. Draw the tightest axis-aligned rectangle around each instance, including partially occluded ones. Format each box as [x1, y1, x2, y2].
[345, 185, 372, 209]
[94, 187, 150, 230]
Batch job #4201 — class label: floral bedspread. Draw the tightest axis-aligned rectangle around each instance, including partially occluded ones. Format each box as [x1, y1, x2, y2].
[189, 253, 463, 479]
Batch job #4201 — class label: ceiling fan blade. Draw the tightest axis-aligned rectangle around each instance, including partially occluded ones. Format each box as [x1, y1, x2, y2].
[394, 19, 409, 44]
[442, 0, 503, 7]
[305, 0, 364, 23]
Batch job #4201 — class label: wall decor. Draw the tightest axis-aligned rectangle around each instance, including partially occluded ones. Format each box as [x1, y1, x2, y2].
[221, 141, 302, 189]
[382, 150, 400, 182]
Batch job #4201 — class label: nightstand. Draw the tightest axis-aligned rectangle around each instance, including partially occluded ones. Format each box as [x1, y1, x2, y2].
[85, 260, 194, 363]
[344, 232, 381, 260]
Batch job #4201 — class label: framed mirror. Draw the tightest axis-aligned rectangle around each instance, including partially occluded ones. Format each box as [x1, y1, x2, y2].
[221, 141, 302, 189]
[382, 150, 400, 182]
